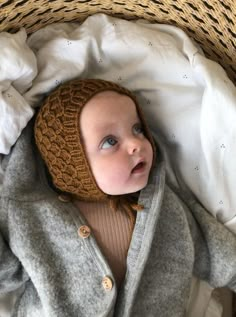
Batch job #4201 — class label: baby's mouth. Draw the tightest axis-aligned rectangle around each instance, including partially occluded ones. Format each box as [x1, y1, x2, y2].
[131, 161, 145, 174]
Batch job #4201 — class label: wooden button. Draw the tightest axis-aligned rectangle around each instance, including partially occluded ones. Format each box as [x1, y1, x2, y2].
[78, 225, 91, 238]
[102, 276, 113, 291]
[58, 194, 71, 202]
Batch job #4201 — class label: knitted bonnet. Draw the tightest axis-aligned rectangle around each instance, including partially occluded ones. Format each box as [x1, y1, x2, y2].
[34, 78, 155, 202]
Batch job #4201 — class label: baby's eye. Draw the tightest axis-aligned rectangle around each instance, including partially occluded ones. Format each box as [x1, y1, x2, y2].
[133, 123, 144, 135]
[101, 137, 117, 149]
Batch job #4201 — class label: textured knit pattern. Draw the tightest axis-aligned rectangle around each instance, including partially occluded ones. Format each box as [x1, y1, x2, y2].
[34, 78, 155, 202]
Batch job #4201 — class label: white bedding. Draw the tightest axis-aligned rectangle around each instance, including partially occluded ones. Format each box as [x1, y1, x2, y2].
[0, 13, 236, 229]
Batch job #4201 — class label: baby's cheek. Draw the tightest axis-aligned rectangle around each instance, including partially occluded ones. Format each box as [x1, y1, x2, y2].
[92, 162, 115, 188]
[101, 168, 127, 194]
[91, 156, 129, 194]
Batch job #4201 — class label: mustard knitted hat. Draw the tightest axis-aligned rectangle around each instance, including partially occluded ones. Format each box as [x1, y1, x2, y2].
[34, 78, 155, 202]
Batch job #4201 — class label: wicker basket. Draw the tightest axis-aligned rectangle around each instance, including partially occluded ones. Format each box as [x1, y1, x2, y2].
[0, 0, 235, 84]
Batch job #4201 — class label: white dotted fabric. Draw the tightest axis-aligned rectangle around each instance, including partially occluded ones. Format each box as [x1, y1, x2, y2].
[0, 13, 236, 229]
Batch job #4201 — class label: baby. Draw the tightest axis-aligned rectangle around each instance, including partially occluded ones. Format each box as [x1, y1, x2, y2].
[1, 78, 236, 317]
[34, 78, 155, 287]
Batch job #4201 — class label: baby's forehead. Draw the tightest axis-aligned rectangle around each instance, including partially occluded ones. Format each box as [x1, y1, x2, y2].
[89, 90, 125, 101]
[83, 89, 136, 111]
[80, 89, 139, 125]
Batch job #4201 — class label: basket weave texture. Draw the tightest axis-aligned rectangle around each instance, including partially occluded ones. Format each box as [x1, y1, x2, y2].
[0, 0, 235, 83]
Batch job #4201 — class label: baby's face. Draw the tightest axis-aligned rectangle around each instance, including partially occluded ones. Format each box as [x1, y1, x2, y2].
[80, 91, 153, 195]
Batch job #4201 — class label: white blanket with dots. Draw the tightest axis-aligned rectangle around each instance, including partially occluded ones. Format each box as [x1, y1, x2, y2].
[0, 13, 236, 230]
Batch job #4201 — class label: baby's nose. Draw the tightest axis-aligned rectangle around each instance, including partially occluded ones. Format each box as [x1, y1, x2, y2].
[127, 138, 141, 155]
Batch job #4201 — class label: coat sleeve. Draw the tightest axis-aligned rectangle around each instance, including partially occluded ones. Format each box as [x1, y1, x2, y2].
[0, 197, 29, 294]
[0, 233, 28, 293]
[183, 193, 236, 291]
[0, 122, 38, 294]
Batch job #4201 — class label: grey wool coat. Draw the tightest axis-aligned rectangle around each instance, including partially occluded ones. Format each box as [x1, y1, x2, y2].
[1, 121, 236, 317]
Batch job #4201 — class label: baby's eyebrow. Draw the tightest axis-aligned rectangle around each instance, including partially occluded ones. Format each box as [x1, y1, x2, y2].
[94, 127, 114, 143]
[95, 122, 116, 133]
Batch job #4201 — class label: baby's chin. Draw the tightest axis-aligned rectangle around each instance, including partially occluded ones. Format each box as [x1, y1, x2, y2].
[103, 182, 148, 196]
